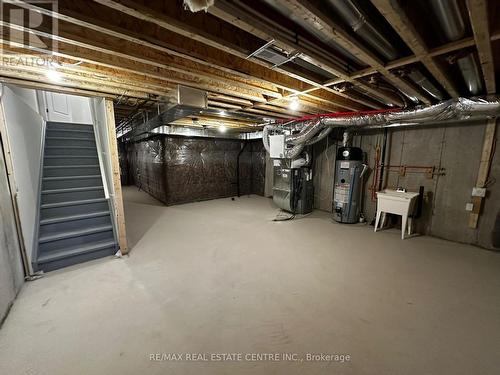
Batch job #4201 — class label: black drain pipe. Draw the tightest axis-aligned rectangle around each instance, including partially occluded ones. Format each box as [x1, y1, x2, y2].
[236, 141, 249, 197]
[378, 128, 388, 192]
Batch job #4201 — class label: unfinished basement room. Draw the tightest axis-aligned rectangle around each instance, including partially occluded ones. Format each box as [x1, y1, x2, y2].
[1, 0, 500, 374]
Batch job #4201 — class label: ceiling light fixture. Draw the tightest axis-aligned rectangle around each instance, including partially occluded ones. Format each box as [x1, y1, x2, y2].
[46, 68, 62, 83]
[218, 125, 227, 133]
[289, 97, 300, 111]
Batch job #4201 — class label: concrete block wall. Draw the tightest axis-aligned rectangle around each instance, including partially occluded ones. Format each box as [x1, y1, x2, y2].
[312, 122, 499, 250]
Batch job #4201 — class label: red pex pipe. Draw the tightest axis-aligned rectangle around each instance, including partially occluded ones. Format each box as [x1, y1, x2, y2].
[275, 108, 401, 124]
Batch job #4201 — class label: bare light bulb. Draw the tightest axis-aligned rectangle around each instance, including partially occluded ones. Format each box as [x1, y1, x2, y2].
[46, 69, 62, 83]
[289, 97, 299, 111]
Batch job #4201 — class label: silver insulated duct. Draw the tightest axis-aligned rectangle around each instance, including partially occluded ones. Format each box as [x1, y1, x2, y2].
[429, 0, 484, 95]
[262, 97, 500, 155]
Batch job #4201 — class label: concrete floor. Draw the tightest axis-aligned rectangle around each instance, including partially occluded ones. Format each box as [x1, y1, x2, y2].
[1, 186, 500, 375]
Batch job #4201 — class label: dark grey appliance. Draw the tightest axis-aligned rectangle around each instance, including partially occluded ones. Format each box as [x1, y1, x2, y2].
[333, 147, 367, 223]
[273, 163, 313, 215]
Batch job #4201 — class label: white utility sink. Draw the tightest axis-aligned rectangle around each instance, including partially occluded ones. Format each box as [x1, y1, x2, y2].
[375, 189, 420, 239]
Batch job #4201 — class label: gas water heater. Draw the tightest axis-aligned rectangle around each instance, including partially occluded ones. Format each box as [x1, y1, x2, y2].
[333, 147, 367, 223]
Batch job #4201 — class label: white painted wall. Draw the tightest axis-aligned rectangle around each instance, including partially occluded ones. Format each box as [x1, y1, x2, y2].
[7, 86, 38, 113]
[39, 91, 93, 124]
[69, 95, 93, 124]
[1, 85, 44, 267]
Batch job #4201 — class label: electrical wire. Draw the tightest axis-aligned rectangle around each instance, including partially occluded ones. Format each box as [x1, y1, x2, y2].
[272, 209, 313, 221]
[273, 209, 295, 221]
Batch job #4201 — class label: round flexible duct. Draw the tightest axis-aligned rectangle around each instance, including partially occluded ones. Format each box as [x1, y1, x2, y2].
[263, 97, 500, 156]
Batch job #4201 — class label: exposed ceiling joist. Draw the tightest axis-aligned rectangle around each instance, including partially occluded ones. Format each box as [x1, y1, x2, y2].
[0, 21, 274, 104]
[14, 0, 368, 112]
[209, 0, 400, 107]
[0, 0, 498, 132]
[466, 0, 496, 94]
[284, 0, 431, 104]
[92, 0, 378, 109]
[371, 0, 460, 98]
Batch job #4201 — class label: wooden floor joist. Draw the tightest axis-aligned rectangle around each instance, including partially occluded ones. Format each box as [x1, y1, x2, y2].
[0, 0, 497, 130]
[371, 0, 459, 98]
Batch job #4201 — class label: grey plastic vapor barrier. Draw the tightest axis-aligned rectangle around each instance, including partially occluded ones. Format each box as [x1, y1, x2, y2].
[262, 97, 500, 154]
[123, 136, 266, 205]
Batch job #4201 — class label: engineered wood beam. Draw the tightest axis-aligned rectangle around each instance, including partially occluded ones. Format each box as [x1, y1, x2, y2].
[12, 0, 370, 111]
[0, 19, 271, 104]
[0, 61, 158, 100]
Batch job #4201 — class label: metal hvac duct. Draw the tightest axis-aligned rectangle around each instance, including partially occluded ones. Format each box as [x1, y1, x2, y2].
[326, 0, 398, 61]
[262, 97, 500, 155]
[429, 0, 484, 95]
[407, 70, 444, 101]
[327, 0, 443, 103]
[261, 0, 366, 67]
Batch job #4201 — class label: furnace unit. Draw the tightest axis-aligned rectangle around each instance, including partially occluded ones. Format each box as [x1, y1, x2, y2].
[269, 134, 314, 215]
[273, 162, 313, 215]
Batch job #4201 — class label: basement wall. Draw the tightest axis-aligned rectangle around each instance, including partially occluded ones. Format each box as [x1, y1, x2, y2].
[0, 141, 24, 325]
[312, 121, 499, 250]
[123, 136, 265, 205]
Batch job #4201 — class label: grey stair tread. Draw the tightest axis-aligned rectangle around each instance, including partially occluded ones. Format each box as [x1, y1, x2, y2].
[46, 137, 95, 141]
[43, 175, 102, 181]
[41, 197, 107, 209]
[44, 165, 100, 169]
[42, 186, 104, 194]
[37, 240, 116, 264]
[46, 129, 93, 134]
[45, 155, 97, 158]
[47, 122, 93, 126]
[45, 146, 96, 149]
[40, 210, 111, 225]
[38, 121, 114, 271]
[39, 224, 113, 243]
